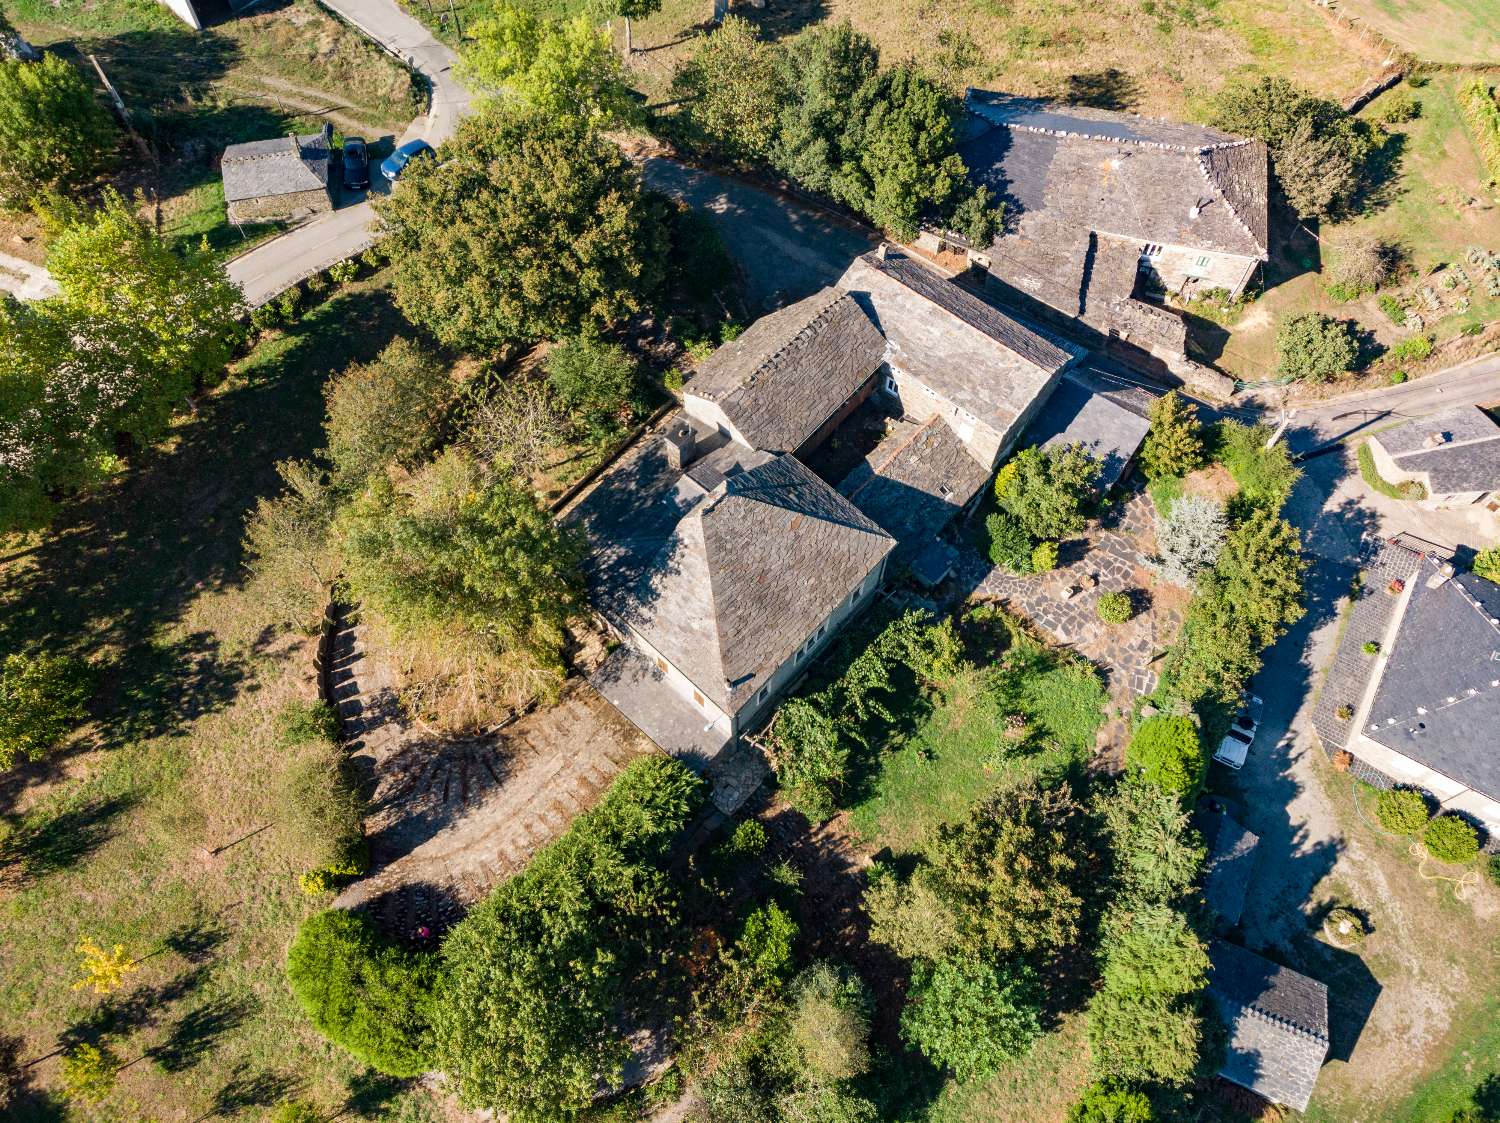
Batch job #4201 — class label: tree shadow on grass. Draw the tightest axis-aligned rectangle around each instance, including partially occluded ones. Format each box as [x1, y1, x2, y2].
[196, 1063, 297, 1120]
[344, 1070, 411, 1117]
[61, 967, 212, 1050]
[0, 285, 409, 799]
[149, 992, 259, 1073]
[1055, 68, 1141, 111]
[4, 793, 137, 880]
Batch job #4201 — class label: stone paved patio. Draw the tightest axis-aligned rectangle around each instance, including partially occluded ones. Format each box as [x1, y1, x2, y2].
[957, 492, 1187, 757]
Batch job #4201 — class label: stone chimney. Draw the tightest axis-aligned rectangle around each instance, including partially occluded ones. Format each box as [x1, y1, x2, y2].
[1425, 430, 1447, 448]
[662, 421, 696, 471]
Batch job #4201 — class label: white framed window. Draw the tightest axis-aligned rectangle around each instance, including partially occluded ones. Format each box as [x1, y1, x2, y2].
[852, 586, 863, 604]
[885, 375, 898, 394]
[816, 623, 827, 640]
[1195, 255, 1210, 268]
[1143, 243, 1163, 258]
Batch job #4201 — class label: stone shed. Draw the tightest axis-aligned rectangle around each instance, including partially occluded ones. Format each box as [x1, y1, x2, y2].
[221, 124, 335, 224]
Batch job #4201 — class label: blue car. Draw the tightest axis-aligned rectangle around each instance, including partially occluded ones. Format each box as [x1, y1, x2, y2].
[380, 139, 435, 182]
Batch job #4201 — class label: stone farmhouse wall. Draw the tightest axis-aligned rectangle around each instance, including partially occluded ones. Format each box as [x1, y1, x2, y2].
[1141, 243, 1259, 299]
[228, 188, 333, 225]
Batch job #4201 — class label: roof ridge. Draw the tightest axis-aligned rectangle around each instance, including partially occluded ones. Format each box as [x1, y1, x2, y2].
[1239, 1001, 1330, 1043]
[1195, 147, 1268, 256]
[744, 291, 845, 390]
[848, 417, 943, 502]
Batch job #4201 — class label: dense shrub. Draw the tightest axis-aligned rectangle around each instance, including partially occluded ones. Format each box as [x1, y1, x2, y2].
[1457, 80, 1500, 191]
[1388, 333, 1433, 363]
[1375, 91, 1420, 124]
[1126, 715, 1205, 796]
[0, 53, 117, 208]
[1213, 420, 1301, 512]
[278, 739, 368, 878]
[274, 698, 340, 748]
[269, 1101, 322, 1123]
[325, 338, 452, 487]
[1030, 540, 1060, 573]
[985, 509, 1035, 572]
[768, 697, 846, 820]
[1096, 592, 1133, 625]
[1093, 778, 1207, 911]
[995, 445, 1100, 540]
[285, 909, 439, 1076]
[787, 962, 871, 1081]
[1151, 494, 1227, 586]
[899, 956, 1043, 1080]
[0, 652, 91, 771]
[1424, 815, 1480, 864]
[1375, 787, 1430, 835]
[1276, 313, 1358, 382]
[1139, 390, 1205, 481]
[1067, 1083, 1156, 1122]
[435, 757, 705, 1120]
[1474, 546, 1500, 584]
[545, 334, 640, 441]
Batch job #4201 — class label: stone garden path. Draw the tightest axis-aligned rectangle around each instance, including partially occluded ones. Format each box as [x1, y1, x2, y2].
[327, 614, 655, 938]
[960, 493, 1186, 758]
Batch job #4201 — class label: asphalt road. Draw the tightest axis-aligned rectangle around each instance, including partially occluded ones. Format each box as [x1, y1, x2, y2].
[224, 0, 469, 308]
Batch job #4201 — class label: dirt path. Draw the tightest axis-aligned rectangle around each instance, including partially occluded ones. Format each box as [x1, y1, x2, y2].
[328, 614, 657, 938]
[219, 78, 388, 137]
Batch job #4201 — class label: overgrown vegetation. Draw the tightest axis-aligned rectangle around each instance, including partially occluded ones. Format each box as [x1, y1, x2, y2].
[0, 50, 116, 208]
[0, 651, 91, 770]
[1457, 79, 1500, 192]
[1358, 440, 1428, 500]
[1275, 312, 1359, 382]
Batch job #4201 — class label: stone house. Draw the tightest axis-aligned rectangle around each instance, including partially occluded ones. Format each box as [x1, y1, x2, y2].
[943, 91, 1269, 385]
[1365, 405, 1500, 514]
[575, 248, 1081, 758]
[221, 125, 335, 224]
[1207, 940, 1330, 1112]
[1315, 541, 1500, 835]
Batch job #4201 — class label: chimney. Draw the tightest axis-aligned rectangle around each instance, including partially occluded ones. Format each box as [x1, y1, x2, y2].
[1190, 196, 1211, 219]
[876, 243, 888, 261]
[1425, 430, 1447, 448]
[662, 422, 696, 471]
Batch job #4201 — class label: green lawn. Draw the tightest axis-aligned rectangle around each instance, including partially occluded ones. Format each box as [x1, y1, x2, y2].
[0, 273, 448, 1120]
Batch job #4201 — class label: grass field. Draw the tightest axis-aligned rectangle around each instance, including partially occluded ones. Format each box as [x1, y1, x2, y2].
[0, 273, 451, 1120]
[1331, 0, 1500, 64]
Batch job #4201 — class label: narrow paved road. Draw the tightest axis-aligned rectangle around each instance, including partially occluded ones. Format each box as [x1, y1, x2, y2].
[224, 0, 469, 307]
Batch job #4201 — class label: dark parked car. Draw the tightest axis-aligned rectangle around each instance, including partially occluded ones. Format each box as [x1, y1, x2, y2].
[342, 137, 369, 191]
[380, 138, 434, 183]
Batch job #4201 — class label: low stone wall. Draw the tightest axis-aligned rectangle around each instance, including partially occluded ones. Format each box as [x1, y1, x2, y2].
[228, 188, 333, 225]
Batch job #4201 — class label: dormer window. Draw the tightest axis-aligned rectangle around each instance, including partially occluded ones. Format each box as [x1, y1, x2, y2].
[1143, 244, 1163, 258]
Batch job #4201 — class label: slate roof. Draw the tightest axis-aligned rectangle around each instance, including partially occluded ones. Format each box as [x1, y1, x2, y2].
[573, 431, 893, 714]
[1368, 406, 1500, 496]
[837, 415, 991, 565]
[958, 90, 1269, 314]
[1196, 811, 1260, 927]
[1363, 557, 1500, 800]
[1207, 940, 1330, 1112]
[1022, 368, 1153, 491]
[837, 251, 1077, 439]
[221, 130, 332, 203]
[687, 288, 888, 453]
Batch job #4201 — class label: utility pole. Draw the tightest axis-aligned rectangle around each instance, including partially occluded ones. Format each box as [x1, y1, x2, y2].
[89, 54, 155, 166]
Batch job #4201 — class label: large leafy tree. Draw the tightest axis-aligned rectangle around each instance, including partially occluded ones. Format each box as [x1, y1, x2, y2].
[1213, 508, 1306, 652]
[833, 64, 966, 239]
[0, 652, 92, 771]
[0, 52, 116, 208]
[1208, 76, 1377, 221]
[459, 4, 639, 127]
[1, 192, 242, 530]
[337, 448, 583, 675]
[436, 757, 704, 1120]
[324, 338, 453, 488]
[374, 106, 665, 352]
[995, 444, 1101, 541]
[900, 956, 1043, 1080]
[771, 21, 879, 196]
[1276, 312, 1357, 383]
[1139, 390, 1205, 480]
[865, 782, 1084, 961]
[671, 15, 783, 162]
[241, 459, 342, 632]
[1093, 779, 1206, 912]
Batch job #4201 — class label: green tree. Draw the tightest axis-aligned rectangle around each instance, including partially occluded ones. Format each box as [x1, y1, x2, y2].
[1208, 76, 1377, 220]
[996, 444, 1101, 541]
[325, 338, 452, 488]
[269, 1103, 322, 1123]
[833, 64, 966, 239]
[865, 782, 1083, 960]
[1088, 906, 1208, 1085]
[787, 963, 871, 1082]
[1126, 715, 1205, 796]
[1161, 589, 1261, 708]
[1151, 494, 1226, 587]
[1094, 778, 1206, 910]
[0, 652, 91, 771]
[1276, 313, 1358, 383]
[374, 106, 664, 352]
[984, 509, 1035, 573]
[241, 459, 341, 632]
[286, 910, 439, 1076]
[899, 956, 1044, 1080]
[1213, 509, 1306, 652]
[59, 1041, 118, 1104]
[1139, 390, 1205, 480]
[1472, 546, 1500, 584]
[0, 52, 116, 208]
[545, 334, 640, 441]
[435, 757, 704, 1120]
[1068, 1083, 1156, 1123]
[337, 449, 583, 690]
[768, 696, 848, 821]
[671, 16, 783, 162]
[1213, 419, 1301, 510]
[772, 21, 879, 197]
[459, 4, 639, 127]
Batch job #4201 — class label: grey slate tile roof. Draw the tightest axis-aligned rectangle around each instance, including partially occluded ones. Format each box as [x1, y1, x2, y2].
[1022, 368, 1153, 491]
[221, 130, 332, 203]
[1368, 406, 1500, 496]
[572, 431, 893, 715]
[687, 288, 888, 453]
[1364, 557, 1500, 800]
[1195, 810, 1260, 927]
[959, 90, 1270, 304]
[1208, 940, 1330, 1113]
[837, 415, 991, 565]
[838, 252, 1076, 437]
